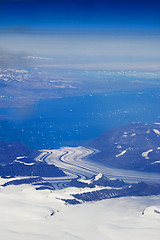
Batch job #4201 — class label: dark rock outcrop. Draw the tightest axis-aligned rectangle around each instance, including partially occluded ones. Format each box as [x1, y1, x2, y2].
[0, 161, 65, 177]
[67, 174, 126, 189]
[0, 141, 66, 177]
[0, 141, 40, 165]
[2, 176, 55, 190]
[64, 181, 160, 204]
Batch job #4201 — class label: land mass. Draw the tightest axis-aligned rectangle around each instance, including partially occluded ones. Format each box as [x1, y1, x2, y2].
[87, 121, 160, 173]
[0, 52, 160, 108]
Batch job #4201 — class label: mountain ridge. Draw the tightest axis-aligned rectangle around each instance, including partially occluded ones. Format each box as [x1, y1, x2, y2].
[0, 141, 66, 177]
[86, 122, 160, 172]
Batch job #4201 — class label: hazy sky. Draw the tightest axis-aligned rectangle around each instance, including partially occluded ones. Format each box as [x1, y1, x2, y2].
[0, 0, 159, 71]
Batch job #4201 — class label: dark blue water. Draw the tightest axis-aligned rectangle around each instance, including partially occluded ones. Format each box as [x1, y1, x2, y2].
[0, 88, 160, 149]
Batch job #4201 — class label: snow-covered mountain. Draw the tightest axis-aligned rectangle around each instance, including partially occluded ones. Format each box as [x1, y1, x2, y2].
[0, 141, 39, 165]
[68, 173, 126, 189]
[1, 176, 55, 190]
[63, 174, 160, 204]
[0, 164, 160, 239]
[1, 175, 160, 240]
[0, 141, 66, 177]
[1, 173, 160, 206]
[87, 122, 160, 172]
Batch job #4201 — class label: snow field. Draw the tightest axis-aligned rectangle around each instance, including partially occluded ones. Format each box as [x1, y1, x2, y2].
[0, 182, 160, 240]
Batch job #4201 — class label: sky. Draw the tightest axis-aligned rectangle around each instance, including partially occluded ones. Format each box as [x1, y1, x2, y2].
[0, 0, 160, 31]
[0, 0, 159, 72]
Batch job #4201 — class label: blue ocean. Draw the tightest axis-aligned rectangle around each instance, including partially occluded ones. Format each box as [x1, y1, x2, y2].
[0, 88, 160, 149]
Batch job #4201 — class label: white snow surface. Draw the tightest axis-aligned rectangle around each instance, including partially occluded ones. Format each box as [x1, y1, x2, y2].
[152, 161, 160, 164]
[0, 180, 160, 240]
[131, 133, 136, 136]
[117, 145, 122, 148]
[142, 149, 153, 159]
[77, 178, 92, 184]
[78, 173, 104, 184]
[13, 160, 35, 165]
[153, 129, 160, 136]
[116, 149, 127, 158]
[16, 156, 27, 159]
[122, 134, 127, 137]
[94, 173, 103, 181]
[1, 145, 160, 239]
